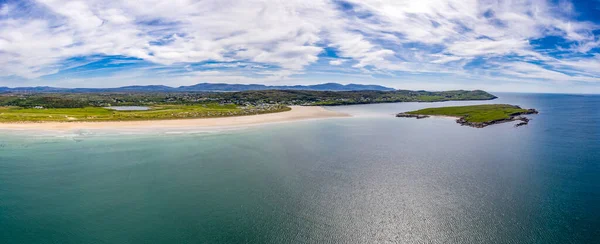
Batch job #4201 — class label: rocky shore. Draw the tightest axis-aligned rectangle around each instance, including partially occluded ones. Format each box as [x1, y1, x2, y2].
[456, 109, 538, 128]
[396, 108, 539, 128]
[395, 113, 430, 119]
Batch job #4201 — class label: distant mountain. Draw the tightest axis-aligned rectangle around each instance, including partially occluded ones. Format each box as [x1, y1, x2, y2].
[117, 85, 175, 91]
[2, 86, 66, 92]
[178, 83, 271, 91]
[177, 82, 394, 91]
[0, 83, 395, 93]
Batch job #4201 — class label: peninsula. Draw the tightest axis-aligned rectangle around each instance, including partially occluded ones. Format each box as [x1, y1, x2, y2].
[0, 86, 497, 123]
[0, 106, 348, 131]
[396, 104, 539, 128]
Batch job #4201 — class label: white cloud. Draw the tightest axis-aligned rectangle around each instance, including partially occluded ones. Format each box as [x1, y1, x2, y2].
[430, 55, 464, 64]
[550, 55, 600, 77]
[447, 39, 530, 57]
[0, 0, 598, 92]
[341, 0, 598, 70]
[329, 59, 346, 65]
[1, 0, 335, 78]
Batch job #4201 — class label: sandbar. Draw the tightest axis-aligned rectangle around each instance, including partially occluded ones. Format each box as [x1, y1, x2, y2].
[0, 106, 350, 132]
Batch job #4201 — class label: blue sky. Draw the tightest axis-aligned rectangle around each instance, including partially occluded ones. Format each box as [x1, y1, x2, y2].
[0, 0, 599, 93]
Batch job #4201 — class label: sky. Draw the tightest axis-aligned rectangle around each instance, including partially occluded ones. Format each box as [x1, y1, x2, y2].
[0, 0, 599, 93]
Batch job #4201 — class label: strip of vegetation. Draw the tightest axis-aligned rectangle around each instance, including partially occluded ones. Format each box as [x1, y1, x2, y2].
[397, 104, 539, 128]
[0, 104, 289, 123]
[0, 90, 496, 108]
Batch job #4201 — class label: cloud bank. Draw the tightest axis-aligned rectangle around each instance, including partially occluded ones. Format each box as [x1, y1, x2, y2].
[0, 0, 599, 92]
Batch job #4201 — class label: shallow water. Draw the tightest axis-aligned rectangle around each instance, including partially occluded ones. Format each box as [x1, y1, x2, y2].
[104, 106, 150, 111]
[1, 93, 599, 243]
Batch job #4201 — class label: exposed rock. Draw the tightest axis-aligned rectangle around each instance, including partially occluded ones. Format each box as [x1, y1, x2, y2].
[396, 113, 430, 119]
[456, 113, 535, 128]
[514, 121, 528, 127]
[513, 116, 530, 127]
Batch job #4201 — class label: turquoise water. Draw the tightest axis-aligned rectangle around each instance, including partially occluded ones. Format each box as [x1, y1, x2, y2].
[1, 93, 599, 243]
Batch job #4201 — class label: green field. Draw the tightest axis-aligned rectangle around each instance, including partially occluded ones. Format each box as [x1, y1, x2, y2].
[0, 89, 496, 108]
[406, 104, 529, 123]
[0, 104, 290, 122]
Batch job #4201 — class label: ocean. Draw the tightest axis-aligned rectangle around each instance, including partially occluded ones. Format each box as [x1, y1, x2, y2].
[1, 93, 599, 243]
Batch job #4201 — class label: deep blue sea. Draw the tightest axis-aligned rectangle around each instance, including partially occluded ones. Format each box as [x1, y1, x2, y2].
[1, 93, 599, 243]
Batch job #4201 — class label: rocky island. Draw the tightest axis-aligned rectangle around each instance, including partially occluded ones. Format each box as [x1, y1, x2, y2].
[397, 104, 539, 128]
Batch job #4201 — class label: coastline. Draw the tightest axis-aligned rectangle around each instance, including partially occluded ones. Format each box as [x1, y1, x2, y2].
[396, 105, 539, 128]
[0, 106, 350, 132]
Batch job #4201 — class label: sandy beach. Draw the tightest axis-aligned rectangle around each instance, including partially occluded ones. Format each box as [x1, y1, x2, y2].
[0, 106, 350, 132]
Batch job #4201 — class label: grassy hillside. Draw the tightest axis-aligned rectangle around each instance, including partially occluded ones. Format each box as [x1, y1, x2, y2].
[405, 104, 529, 123]
[0, 90, 496, 108]
[0, 104, 289, 122]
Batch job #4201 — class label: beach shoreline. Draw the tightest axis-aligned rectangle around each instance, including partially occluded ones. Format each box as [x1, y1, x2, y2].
[0, 106, 350, 132]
